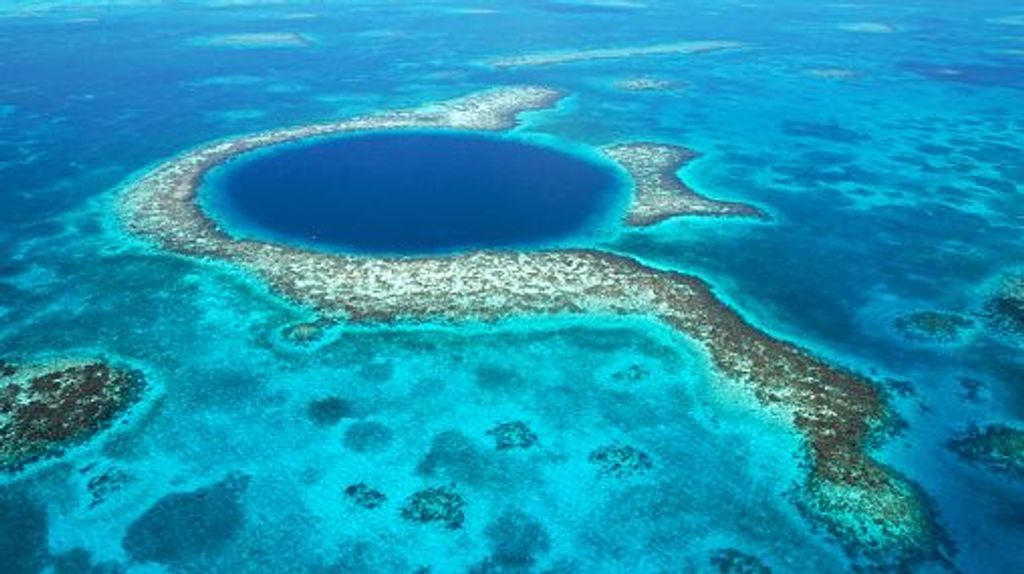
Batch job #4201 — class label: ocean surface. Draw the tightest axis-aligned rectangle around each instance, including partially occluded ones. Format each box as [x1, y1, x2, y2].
[204, 132, 622, 254]
[1, 1, 1022, 573]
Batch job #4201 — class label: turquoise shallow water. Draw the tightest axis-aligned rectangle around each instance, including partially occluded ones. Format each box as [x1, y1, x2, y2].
[1, 1, 1022, 573]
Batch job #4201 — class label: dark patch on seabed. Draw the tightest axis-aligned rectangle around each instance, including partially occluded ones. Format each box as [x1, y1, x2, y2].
[0, 487, 49, 574]
[122, 473, 251, 567]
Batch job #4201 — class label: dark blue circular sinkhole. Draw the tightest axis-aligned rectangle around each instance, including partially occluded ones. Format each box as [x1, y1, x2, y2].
[205, 131, 622, 255]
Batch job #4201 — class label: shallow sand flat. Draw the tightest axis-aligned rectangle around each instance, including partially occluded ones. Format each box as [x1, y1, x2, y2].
[839, 22, 896, 34]
[488, 40, 746, 68]
[191, 32, 315, 49]
[613, 77, 680, 92]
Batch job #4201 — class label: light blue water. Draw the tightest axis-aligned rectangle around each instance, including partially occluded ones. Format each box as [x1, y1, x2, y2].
[0, 1, 1022, 573]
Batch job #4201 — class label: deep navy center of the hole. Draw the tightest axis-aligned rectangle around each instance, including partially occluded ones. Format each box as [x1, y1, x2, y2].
[211, 132, 620, 254]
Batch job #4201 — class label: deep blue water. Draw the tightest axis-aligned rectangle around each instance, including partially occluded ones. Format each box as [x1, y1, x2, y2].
[209, 132, 620, 254]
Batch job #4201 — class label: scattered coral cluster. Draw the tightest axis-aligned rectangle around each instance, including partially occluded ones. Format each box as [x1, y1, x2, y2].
[118, 86, 941, 566]
[82, 463, 133, 509]
[1, 359, 145, 472]
[345, 482, 388, 509]
[986, 273, 1024, 336]
[949, 424, 1024, 478]
[588, 444, 653, 478]
[306, 396, 352, 427]
[486, 421, 538, 451]
[611, 363, 650, 383]
[281, 318, 333, 345]
[401, 485, 466, 530]
[892, 310, 975, 343]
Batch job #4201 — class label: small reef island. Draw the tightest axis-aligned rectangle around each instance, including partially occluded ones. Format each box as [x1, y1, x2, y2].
[116, 85, 946, 569]
[1, 358, 147, 472]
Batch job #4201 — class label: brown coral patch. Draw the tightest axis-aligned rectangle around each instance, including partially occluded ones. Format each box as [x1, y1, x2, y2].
[1, 360, 145, 472]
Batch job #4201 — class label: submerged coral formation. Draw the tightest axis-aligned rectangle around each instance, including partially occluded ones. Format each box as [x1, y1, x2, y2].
[486, 421, 538, 451]
[1, 359, 146, 472]
[401, 485, 466, 530]
[82, 464, 133, 509]
[345, 483, 388, 509]
[306, 396, 351, 426]
[949, 424, 1024, 478]
[603, 143, 765, 225]
[892, 310, 975, 343]
[118, 86, 941, 566]
[588, 444, 653, 478]
[281, 318, 333, 345]
[611, 363, 649, 383]
[986, 273, 1024, 335]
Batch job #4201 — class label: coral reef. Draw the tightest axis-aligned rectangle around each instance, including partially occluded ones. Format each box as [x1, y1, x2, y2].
[122, 473, 250, 566]
[949, 424, 1024, 478]
[118, 86, 942, 566]
[82, 463, 133, 509]
[486, 421, 538, 451]
[401, 485, 466, 530]
[306, 396, 351, 426]
[0, 359, 17, 377]
[986, 273, 1024, 335]
[345, 483, 388, 509]
[602, 143, 765, 226]
[958, 378, 990, 403]
[611, 363, 649, 383]
[709, 548, 771, 574]
[281, 318, 333, 344]
[0, 359, 146, 472]
[588, 444, 653, 478]
[892, 311, 974, 343]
